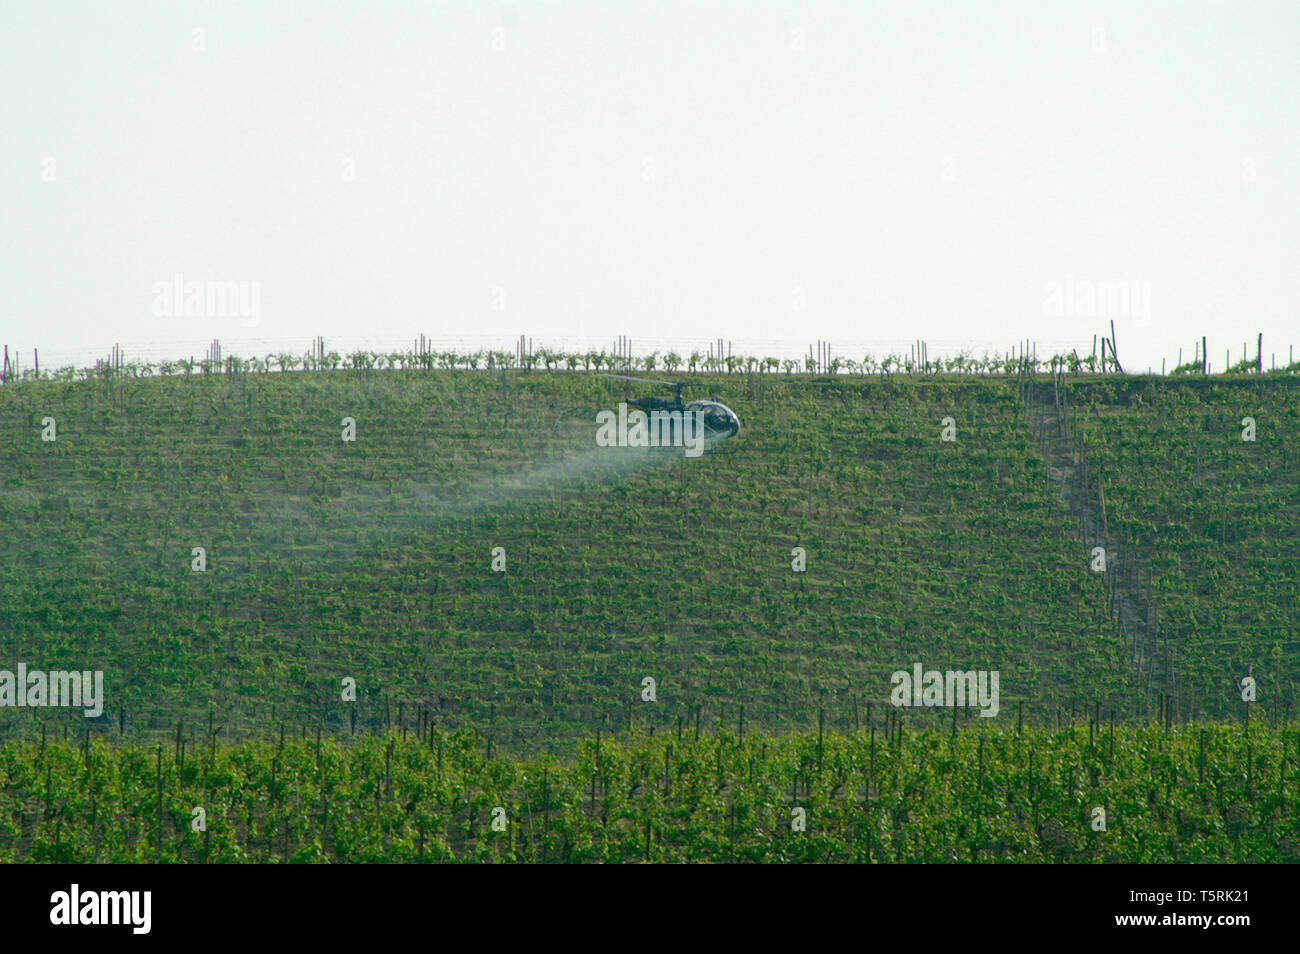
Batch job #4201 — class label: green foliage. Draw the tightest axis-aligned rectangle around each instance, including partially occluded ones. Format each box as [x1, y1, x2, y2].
[2, 723, 1296, 863]
[0, 372, 1296, 749]
[2, 366, 1298, 862]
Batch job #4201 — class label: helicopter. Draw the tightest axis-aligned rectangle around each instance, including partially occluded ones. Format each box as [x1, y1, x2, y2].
[599, 374, 742, 444]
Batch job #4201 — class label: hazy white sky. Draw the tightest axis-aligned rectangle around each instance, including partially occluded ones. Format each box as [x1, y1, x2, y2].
[2, 1, 1297, 371]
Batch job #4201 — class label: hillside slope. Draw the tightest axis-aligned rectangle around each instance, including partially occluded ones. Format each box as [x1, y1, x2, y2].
[1, 370, 1295, 748]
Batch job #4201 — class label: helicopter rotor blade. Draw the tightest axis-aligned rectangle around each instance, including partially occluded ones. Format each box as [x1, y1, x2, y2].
[598, 373, 688, 388]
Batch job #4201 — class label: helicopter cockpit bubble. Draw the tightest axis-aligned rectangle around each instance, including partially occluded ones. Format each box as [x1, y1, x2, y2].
[685, 400, 741, 440]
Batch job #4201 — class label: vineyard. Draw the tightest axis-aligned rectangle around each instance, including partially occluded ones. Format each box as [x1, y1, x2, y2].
[1, 358, 1298, 861]
[3, 722, 1297, 863]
